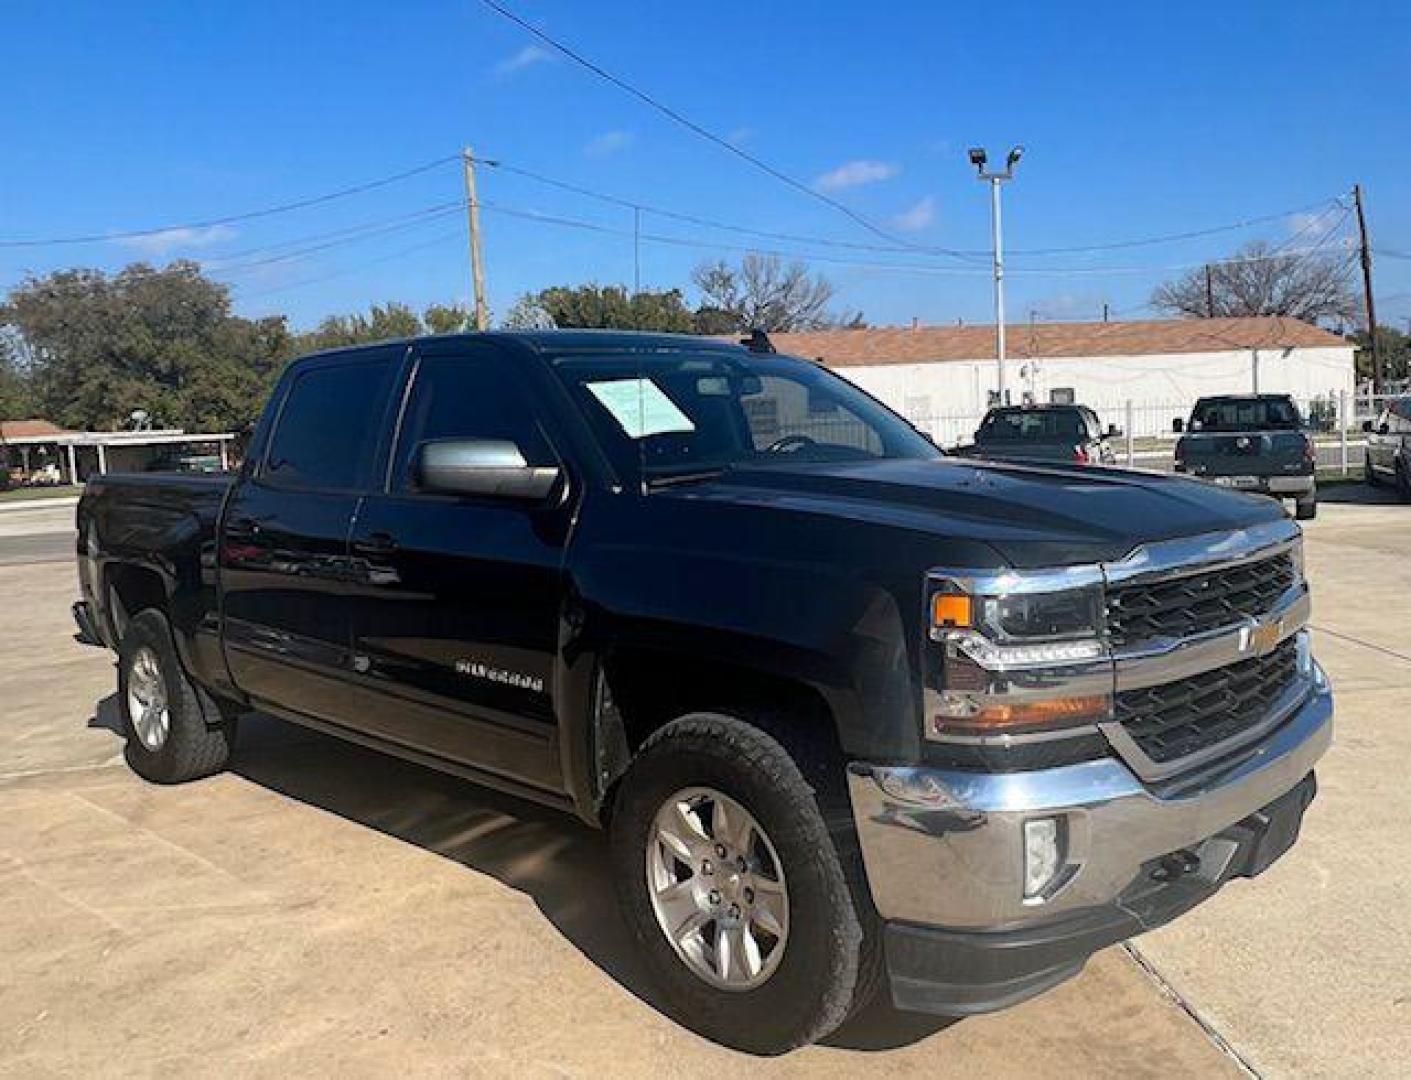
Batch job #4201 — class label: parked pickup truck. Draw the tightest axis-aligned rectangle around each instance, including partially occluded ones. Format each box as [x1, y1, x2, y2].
[73, 331, 1332, 1054]
[953, 403, 1118, 465]
[1174, 394, 1318, 519]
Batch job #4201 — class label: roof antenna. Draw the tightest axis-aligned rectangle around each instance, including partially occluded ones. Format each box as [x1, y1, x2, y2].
[741, 328, 775, 354]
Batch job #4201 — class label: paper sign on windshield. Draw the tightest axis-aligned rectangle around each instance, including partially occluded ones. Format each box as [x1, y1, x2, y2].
[586, 379, 695, 438]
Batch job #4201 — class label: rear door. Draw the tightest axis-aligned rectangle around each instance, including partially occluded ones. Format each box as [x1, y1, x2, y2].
[342, 339, 574, 793]
[220, 347, 404, 722]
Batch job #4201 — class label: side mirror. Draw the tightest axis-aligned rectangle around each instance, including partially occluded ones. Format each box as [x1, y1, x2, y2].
[1362, 420, 1375, 433]
[1381, 423, 1391, 436]
[415, 439, 561, 501]
[1172, 418, 1185, 434]
[1106, 423, 1121, 439]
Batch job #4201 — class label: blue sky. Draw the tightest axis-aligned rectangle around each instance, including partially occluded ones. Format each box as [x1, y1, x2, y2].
[3, 0, 1409, 331]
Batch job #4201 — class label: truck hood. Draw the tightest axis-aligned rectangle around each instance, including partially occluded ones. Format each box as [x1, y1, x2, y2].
[664, 458, 1287, 568]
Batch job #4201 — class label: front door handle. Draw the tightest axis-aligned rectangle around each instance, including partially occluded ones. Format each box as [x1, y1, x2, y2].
[353, 532, 398, 557]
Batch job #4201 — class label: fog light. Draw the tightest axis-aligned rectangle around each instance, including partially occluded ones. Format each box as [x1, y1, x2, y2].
[1023, 817, 1065, 900]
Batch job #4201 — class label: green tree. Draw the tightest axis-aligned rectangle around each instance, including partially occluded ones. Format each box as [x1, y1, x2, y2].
[423, 303, 470, 334]
[503, 284, 695, 332]
[296, 301, 426, 353]
[1, 262, 291, 431]
[1352, 325, 1411, 384]
[0, 332, 32, 418]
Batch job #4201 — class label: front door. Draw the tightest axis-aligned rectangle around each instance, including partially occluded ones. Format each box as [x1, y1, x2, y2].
[344, 340, 573, 793]
[221, 347, 403, 722]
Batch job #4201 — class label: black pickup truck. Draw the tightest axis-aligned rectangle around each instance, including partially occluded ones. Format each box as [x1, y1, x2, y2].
[74, 331, 1332, 1054]
[1174, 394, 1318, 519]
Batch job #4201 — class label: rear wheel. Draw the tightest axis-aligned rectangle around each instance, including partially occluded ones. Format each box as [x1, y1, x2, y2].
[118, 610, 236, 784]
[1398, 458, 1411, 503]
[609, 712, 880, 1054]
[1295, 492, 1317, 521]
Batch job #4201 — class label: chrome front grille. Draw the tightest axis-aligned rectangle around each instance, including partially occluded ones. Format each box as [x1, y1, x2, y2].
[1105, 552, 1296, 649]
[1114, 637, 1300, 764]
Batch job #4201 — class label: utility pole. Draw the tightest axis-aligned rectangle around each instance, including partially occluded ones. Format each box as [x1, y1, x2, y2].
[461, 148, 489, 331]
[1204, 264, 1215, 317]
[969, 146, 1024, 405]
[1353, 184, 1381, 393]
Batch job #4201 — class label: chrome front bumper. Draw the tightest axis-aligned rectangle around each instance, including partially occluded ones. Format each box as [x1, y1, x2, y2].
[847, 669, 1332, 930]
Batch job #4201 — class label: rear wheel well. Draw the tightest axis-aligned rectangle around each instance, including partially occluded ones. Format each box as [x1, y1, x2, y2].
[105, 563, 167, 638]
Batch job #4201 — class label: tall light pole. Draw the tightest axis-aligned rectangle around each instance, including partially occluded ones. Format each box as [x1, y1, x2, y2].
[969, 146, 1024, 405]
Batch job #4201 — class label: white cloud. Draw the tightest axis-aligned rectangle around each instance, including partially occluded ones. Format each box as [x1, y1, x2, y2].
[814, 159, 900, 192]
[494, 45, 551, 77]
[892, 196, 936, 232]
[113, 224, 237, 256]
[584, 130, 634, 157]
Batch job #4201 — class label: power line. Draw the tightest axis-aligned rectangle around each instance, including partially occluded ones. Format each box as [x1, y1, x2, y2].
[471, 0, 977, 260]
[0, 155, 459, 249]
[226, 228, 465, 303]
[1004, 196, 1343, 256]
[207, 202, 465, 276]
[478, 197, 1365, 279]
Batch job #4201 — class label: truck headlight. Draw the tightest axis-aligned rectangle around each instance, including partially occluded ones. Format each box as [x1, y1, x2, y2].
[928, 573, 1111, 736]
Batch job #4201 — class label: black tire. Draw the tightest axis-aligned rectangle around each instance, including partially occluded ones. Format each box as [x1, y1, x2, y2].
[1365, 455, 1377, 486]
[117, 609, 235, 784]
[1295, 493, 1317, 521]
[609, 712, 880, 1055]
[1398, 459, 1411, 503]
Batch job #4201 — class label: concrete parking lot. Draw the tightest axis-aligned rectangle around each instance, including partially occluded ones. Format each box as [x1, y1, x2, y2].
[0, 492, 1407, 1078]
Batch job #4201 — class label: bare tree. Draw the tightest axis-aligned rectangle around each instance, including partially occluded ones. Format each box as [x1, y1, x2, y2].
[1151, 240, 1358, 326]
[691, 254, 858, 332]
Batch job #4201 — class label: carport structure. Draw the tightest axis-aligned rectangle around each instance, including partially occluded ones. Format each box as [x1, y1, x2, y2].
[1, 419, 237, 484]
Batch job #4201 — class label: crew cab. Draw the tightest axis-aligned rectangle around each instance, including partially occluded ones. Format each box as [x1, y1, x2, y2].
[954, 403, 1118, 465]
[73, 331, 1332, 1054]
[1174, 394, 1318, 519]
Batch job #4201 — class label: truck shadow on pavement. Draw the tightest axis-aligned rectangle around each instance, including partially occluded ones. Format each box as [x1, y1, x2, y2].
[87, 703, 954, 1053]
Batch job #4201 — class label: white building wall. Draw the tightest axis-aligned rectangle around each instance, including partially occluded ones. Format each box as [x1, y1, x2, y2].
[834, 345, 1355, 442]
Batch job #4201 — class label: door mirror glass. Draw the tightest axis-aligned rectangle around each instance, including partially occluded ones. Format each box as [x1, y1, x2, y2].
[1106, 423, 1121, 438]
[1362, 419, 1375, 433]
[1381, 423, 1391, 436]
[1172, 418, 1185, 434]
[415, 439, 561, 501]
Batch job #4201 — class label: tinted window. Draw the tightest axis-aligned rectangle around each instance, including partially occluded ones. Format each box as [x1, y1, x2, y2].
[1190, 397, 1301, 431]
[265, 357, 397, 491]
[392, 351, 557, 491]
[978, 408, 1086, 441]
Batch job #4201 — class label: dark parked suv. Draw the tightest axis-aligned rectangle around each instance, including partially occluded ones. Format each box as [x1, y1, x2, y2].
[73, 331, 1332, 1054]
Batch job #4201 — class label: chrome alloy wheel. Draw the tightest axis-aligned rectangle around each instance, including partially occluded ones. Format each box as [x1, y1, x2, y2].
[646, 787, 789, 991]
[127, 645, 170, 751]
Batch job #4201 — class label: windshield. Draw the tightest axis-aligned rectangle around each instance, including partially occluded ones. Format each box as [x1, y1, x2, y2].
[549, 349, 941, 483]
[1190, 397, 1302, 431]
[977, 408, 1087, 442]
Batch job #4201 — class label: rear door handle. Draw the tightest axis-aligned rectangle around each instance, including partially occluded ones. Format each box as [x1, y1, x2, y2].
[353, 532, 398, 557]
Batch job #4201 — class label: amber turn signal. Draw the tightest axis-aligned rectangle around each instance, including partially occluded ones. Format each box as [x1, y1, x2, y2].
[934, 694, 1111, 736]
[931, 593, 973, 629]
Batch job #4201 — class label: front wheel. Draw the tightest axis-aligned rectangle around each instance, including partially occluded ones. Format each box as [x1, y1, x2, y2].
[1295, 493, 1317, 520]
[609, 713, 879, 1054]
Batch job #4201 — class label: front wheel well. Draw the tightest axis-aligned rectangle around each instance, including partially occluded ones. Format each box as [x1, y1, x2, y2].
[605, 648, 837, 756]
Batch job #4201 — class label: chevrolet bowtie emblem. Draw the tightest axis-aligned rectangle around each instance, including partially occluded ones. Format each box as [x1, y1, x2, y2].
[1241, 618, 1282, 655]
